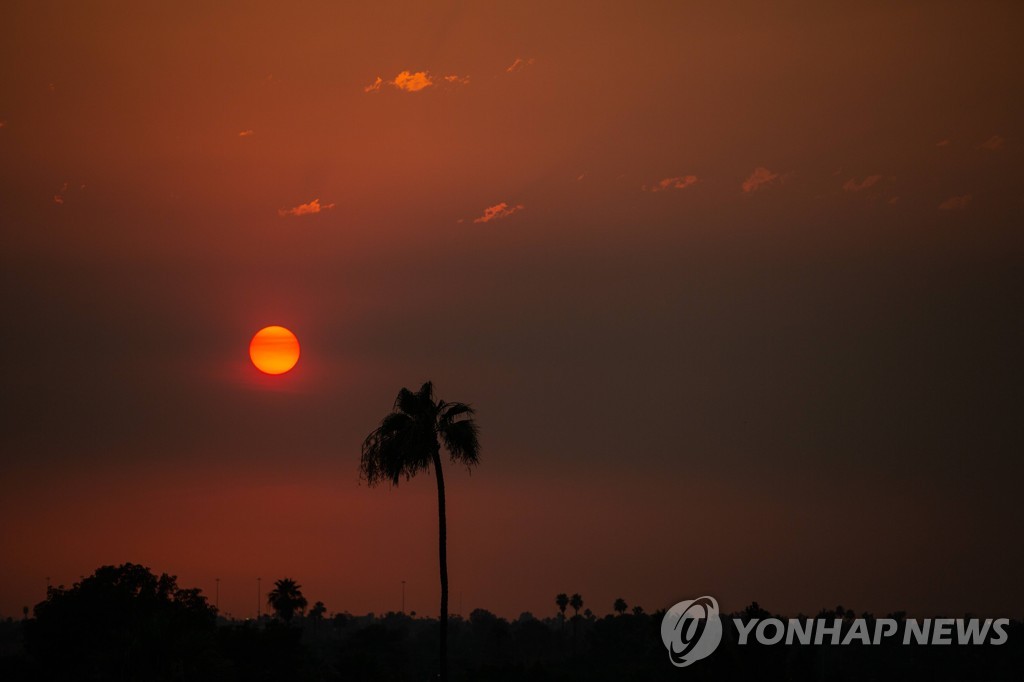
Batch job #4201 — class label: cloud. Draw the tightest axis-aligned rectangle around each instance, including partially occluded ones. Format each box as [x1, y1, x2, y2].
[647, 175, 698, 192]
[842, 174, 882, 192]
[936, 139, 950, 147]
[979, 135, 1005, 150]
[742, 167, 780, 193]
[53, 181, 69, 205]
[938, 194, 971, 211]
[278, 198, 336, 217]
[366, 70, 464, 93]
[473, 202, 524, 224]
[238, 129, 254, 137]
[392, 70, 433, 92]
[506, 57, 535, 73]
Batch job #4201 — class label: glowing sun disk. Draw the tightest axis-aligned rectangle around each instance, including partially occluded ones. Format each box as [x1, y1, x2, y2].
[250, 326, 300, 375]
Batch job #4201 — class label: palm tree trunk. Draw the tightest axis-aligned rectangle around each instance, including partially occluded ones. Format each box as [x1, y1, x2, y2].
[431, 449, 449, 682]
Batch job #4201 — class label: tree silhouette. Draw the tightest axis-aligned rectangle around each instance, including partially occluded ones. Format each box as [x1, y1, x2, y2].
[556, 593, 569, 631]
[309, 601, 326, 629]
[25, 563, 218, 679]
[267, 578, 307, 622]
[613, 598, 628, 616]
[360, 381, 480, 682]
[570, 593, 584, 645]
[570, 593, 583, 619]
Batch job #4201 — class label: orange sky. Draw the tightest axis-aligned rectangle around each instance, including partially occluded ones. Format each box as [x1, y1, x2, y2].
[1, 2, 1023, 621]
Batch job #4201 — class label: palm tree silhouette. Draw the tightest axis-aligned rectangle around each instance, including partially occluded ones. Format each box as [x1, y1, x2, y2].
[570, 593, 583, 620]
[569, 593, 584, 647]
[555, 593, 569, 630]
[267, 578, 307, 622]
[360, 381, 480, 682]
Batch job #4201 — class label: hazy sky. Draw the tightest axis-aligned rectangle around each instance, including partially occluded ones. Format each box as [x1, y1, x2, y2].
[2, 1, 1022, 621]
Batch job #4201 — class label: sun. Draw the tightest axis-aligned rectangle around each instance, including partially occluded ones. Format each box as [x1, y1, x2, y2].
[250, 326, 300, 375]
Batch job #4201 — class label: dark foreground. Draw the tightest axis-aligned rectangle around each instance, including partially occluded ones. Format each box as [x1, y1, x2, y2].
[1, 564, 1020, 681]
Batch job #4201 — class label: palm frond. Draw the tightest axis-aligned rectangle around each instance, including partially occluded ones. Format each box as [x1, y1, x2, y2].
[438, 402, 480, 467]
[361, 407, 433, 486]
[363, 382, 479, 483]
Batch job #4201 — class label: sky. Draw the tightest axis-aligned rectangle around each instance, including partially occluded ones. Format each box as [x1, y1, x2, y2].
[1, 1, 1022, 621]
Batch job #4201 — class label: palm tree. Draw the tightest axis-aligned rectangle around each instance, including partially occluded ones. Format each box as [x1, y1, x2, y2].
[555, 593, 569, 630]
[360, 381, 480, 682]
[613, 597, 628, 616]
[267, 578, 307, 622]
[569, 593, 583, 619]
[569, 593, 584, 647]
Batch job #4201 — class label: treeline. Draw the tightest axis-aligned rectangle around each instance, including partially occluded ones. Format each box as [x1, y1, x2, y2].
[0, 564, 1020, 681]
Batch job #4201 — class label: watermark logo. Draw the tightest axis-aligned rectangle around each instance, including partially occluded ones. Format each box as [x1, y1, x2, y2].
[660, 596, 723, 667]
[660, 595, 1010, 669]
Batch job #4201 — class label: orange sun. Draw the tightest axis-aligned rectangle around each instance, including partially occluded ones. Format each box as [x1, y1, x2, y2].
[249, 326, 300, 375]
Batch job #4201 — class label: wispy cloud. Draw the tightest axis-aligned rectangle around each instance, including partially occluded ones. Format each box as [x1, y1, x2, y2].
[278, 198, 336, 217]
[742, 167, 780, 193]
[53, 181, 69, 205]
[935, 139, 950, 147]
[238, 129, 254, 137]
[365, 70, 468, 93]
[392, 70, 433, 92]
[938, 194, 971, 211]
[473, 202, 524, 224]
[646, 175, 699, 192]
[978, 134, 1005, 150]
[506, 57, 535, 73]
[842, 175, 882, 192]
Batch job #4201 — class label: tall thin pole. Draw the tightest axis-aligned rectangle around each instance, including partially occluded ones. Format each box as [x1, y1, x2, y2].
[257, 577, 261, 620]
[401, 580, 406, 614]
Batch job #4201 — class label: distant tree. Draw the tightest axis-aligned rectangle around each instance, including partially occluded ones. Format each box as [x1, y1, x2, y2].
[614, 598, 628, 616]
[25, 563, 218, 679]
[568, 594, 584, 647]
[21, 606, 28, 620]
[309, 601, 326, 628]
[632, 605, 645, 616]
[360, 381, 480, 682]
[555, 593, 569, 629]
[267, 578, 308, 622]
[743, 601, 771, 621]
[570, 593, 583, 619]
[583, 608, 594, 621]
